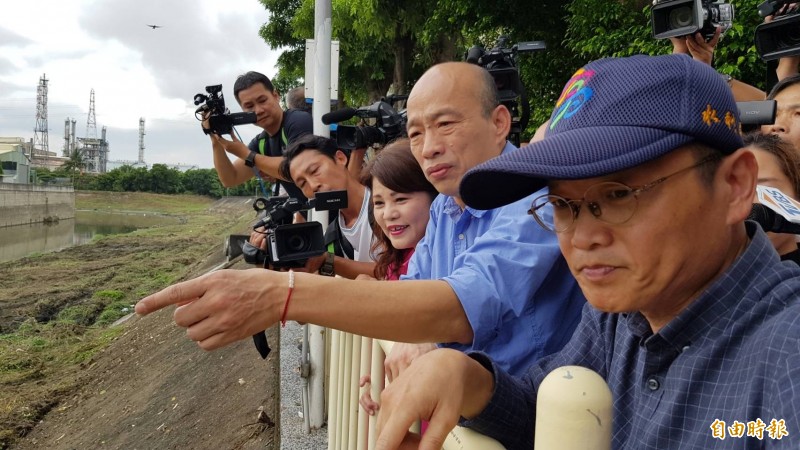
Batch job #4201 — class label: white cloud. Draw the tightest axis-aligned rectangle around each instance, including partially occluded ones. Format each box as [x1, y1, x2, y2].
[0, 0, 284, 167]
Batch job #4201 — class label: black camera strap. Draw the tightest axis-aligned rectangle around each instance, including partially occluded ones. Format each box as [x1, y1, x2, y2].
[252, 332, 271, 359]
[324, 213, 354, 260]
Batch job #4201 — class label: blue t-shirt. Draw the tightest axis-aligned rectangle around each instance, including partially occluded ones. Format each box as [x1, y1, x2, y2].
[402, 142, 585, 376]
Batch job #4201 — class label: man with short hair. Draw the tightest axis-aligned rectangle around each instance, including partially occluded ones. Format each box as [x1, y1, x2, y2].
[275, 134, 375, 277]
[135, 62, 585, 378]
[763, 74, 800, 152]
[373, 54, 800, 450]
[207, 71, 312, 200]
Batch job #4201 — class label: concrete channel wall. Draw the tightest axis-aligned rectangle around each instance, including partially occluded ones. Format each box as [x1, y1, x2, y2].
[0, 183, 75, 227]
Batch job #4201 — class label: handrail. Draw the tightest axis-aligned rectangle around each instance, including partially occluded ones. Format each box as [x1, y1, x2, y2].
[324, 330, 505, 450]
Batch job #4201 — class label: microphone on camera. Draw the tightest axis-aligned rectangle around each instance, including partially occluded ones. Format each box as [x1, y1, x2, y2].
[748, 203, 800, 235]
[321, 107, 358, 125]
[751, 185, 800, 235]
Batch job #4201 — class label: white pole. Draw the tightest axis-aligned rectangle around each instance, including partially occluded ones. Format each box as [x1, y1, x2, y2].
[327, 329, 341, 450]
[356, 337, 372, 450]
[309, 0, 332, 432]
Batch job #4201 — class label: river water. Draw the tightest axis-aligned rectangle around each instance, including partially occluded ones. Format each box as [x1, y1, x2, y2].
[0, 210, 180, 263]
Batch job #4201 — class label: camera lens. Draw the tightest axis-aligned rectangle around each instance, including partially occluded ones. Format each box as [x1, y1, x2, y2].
[669, 6, 694, 29]
[287, 234, 308, 252]
[777, 27, 800, 48]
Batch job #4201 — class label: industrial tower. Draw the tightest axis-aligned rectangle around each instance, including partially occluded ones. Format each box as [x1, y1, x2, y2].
[138, 117, 146, 164]
[86, 88, 97, 139]
[33, 74, 49, 155]
[63, 118, 77, 157]
[73, 89, 109, 173]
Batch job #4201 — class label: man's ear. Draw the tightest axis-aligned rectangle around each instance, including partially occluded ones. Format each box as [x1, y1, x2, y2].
[491, 105, 512, 145]
[720, 148, 758, 225]
[334, 149, 349, 167]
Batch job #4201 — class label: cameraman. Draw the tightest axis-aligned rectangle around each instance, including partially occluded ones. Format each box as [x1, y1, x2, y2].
[276, 134, 376, 277]
[205, 71, 312, 200]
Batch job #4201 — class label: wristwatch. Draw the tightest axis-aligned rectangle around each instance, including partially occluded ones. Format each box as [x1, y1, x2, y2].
[319, 252, 335, 277]
[245, 151, 257, 168]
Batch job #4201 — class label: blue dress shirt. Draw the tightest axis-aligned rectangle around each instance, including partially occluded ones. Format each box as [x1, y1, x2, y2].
[402, 142, 586, 376]
[465, 222, 800, 449]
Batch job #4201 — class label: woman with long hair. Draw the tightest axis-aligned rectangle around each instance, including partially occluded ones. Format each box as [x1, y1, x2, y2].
[359, 138, 438, 280]
[745, 132, 800, 263]
[356, 138, 438, 419]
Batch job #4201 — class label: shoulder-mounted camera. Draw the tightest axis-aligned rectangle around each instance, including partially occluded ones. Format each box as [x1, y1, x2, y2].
[465, 36, 546, 147]
[651, 0, 734, 40]
[755, 0, 800, 61]
[193, 84, 257, 135]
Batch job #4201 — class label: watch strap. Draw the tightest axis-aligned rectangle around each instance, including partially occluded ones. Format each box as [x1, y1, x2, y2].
[319, 252, 335, 276]
[245, 150, 257, 167]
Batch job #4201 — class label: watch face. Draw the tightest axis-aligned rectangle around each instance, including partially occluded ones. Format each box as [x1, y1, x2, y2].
[246, 151, 256, 167]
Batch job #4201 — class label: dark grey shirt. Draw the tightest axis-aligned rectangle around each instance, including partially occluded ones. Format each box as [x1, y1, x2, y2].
[464, 222, 800, 449]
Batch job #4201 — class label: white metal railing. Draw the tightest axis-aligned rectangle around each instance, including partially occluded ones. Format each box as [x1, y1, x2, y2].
[324, 330, 506, 450]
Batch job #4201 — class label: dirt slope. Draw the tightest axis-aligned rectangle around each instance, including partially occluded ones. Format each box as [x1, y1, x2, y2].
[10, 196, 280, 450]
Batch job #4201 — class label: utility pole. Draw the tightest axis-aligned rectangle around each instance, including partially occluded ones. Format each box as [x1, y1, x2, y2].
[33, 74, 49, 155]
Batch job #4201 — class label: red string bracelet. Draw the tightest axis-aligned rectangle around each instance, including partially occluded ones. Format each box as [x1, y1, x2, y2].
[280, 269, 295, 328]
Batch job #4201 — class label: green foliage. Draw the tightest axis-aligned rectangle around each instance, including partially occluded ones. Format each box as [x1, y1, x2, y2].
[256, 0, 775, 142]
[32, 166, 249, 199]
[565, 0, 769, 90]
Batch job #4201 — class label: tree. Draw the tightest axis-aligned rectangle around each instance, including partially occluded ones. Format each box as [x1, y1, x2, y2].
[182, 169, 225, 197]
[61, 149, 86, 182]
[148, 164, 183, 194]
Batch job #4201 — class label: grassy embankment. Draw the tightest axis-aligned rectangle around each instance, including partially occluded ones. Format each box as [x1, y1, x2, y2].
[0, 191, 253, 449]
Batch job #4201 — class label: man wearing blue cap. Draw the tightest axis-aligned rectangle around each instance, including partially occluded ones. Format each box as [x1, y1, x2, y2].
[374, 54, 800, 450]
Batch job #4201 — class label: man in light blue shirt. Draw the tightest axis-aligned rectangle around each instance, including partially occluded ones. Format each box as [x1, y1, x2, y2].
[402, 143, 583, 375]
[399, 62, 585, 376]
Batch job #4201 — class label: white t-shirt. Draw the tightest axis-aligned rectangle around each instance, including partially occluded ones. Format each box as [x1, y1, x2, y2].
[338, 186, 374, 262]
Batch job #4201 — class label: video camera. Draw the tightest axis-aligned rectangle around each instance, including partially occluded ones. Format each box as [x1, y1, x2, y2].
[755, 0, 800, 61]
[321, 96, 408, 150]
[193, 84, 257, 135]
[466, 36, 546, 147]
[651, 0, 734, 40]
[242, 190, 348, 269]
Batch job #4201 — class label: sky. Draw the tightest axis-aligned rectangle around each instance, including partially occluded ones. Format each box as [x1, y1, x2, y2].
[0, 0, 282, 169]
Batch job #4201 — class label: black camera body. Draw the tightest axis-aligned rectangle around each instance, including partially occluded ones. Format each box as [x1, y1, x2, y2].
[193, 84, 257, 135]
[755, 0, 800, 61]
[321, 98, 408, 150]
[651, 0, 734, 40]
[466, 36, 546, 147]
[242, 190, 348, 269]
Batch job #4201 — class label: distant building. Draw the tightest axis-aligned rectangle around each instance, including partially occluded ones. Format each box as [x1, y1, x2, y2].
[0, 137, 33, 184]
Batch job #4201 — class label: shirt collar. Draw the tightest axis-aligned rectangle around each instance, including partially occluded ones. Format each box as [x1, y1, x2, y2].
[443, 141, 518, 218]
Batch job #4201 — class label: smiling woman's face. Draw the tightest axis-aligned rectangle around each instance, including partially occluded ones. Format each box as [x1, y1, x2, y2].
[371, 178, 432, 250]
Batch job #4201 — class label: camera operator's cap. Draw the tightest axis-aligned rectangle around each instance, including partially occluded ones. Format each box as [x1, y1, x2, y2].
[460, 54, 744, 210]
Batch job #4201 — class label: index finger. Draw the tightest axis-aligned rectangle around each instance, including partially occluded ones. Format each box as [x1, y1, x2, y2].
[135, 277, 209, 315]
[375, 408, 419, 450]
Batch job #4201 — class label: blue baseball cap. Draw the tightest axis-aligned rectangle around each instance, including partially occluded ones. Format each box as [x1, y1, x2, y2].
[460, 54, 744, 210]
